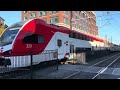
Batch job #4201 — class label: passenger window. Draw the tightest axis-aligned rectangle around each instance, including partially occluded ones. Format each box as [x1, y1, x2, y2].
[57, 39, 62, 47]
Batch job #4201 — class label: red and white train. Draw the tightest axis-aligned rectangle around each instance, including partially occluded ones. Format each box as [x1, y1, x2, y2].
[0, 18, 107, 67]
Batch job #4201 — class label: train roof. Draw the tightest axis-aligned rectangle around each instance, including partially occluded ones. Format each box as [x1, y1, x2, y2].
[33, 19, 104, 42]
[20, 19, 104, 42]
[68, 29, 104, 42]
[46, 22, 104, 42]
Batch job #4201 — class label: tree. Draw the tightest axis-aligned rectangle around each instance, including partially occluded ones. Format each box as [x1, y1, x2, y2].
[0, 24, 8, 37]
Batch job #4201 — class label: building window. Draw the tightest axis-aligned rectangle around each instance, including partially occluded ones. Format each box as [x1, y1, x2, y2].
[76, 16, 79, 19]
[30, 14, 32, 19]
[80, 12, 83, 18]
[71, 21, 74, 27]
[94, 32, 96, 35]
[63, 17, 68, 24]
[86, 29, 89, 33]
[50, 11, 59, 15]
[32, 12, 36, 18]
[86, 18, 89, 22]
[86, 11, 89, 15]
[72, 13, 74, 19]
[76, 11, 79, 15]
[39, 11, 47, 17]
[81, 19, 83, 25]
[79, 25, 81, 30]
[86, 22, 89, 27]
[76, 24, 79, 29]
[24, 11, 27, 13]
[74, 24, 76, 28]
[78, 11, 80, 15]
[30, 12, 36, 19]
[55, 17, 58, 23]
[64, 11, 68, 15]
[83, 13, 85, 18]
[84, 27, 86, 31]
[80, 26, 83, 30]
[50, 17, 59, 24]
[24, 16, 27, 20]
[43, 18, 47, 22]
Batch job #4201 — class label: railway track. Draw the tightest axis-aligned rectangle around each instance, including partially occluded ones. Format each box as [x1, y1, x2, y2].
[64, 53, 120, 79]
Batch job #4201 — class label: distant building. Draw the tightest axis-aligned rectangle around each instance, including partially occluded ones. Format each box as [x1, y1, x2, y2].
[22, 11, 98, 36]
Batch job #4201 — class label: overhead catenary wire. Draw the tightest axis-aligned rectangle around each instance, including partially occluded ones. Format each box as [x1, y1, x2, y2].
[101, 12, 119, 46]
[72, 11, 120, 20]
[70, 11, 120, 44]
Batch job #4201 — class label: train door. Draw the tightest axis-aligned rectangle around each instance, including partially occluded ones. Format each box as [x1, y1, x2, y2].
[56, 32, 68, 60]
[70, 44, 74, 59]
[57, 38, 64, 59]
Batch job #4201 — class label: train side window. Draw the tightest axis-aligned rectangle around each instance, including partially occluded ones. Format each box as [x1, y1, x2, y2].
[57, 39, 62, 47]
[69, 33, 76, 38]
[73, 33, 76, 38]
[84, 36, 87, 40]
[38, 35, 44, 44]
[23, 34, 36, 44]
[82, 35, 85, 40]
[75, 34, 79, 39]
[70, 44, 74, 53]
[69, 33, 72, 38]
[23, 34, 44, 44]
[77, 34, 80, 39]
[79, 34, 82, 40]
[90, 38, 93, 42]
[86, 37, 89, 41]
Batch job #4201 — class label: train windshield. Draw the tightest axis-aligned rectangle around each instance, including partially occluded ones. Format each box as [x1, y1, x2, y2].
[0, 21, 27, 46]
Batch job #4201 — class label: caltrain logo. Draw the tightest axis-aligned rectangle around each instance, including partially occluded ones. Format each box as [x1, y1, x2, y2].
[64, 41, 68, 46]
[26, 44, 32, 48]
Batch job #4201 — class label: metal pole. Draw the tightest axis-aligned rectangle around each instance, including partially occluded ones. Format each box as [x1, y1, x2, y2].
[111, 36, 112, 47]
[73, 45, 74, 64]
[105, 35, 107, 49]
[30, 53, 33, 69]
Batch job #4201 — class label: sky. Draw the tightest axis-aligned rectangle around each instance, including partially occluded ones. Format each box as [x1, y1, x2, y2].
[96, 11, 120, 45]
[0, 11, 120, 45]
[0, 11, 21, 26]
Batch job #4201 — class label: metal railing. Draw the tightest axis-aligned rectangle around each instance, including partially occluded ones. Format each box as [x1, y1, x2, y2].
[0, 50, 59, 79]
[65, 50, 114, 64]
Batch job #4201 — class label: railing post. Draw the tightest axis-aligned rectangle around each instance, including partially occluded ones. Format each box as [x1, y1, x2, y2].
[30, 53, 33, 69]
[56, 49, 58, 70]
[30, 51, 33, 79]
